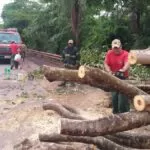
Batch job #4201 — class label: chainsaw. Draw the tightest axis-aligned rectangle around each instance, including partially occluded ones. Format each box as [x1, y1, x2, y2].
[114, 71, 126, 80]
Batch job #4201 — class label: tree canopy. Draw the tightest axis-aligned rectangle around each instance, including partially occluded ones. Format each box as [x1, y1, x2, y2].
[2, 0, 150, 57]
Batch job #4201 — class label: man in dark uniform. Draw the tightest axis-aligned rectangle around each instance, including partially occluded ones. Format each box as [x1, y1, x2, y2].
[59, 39, 80, 86]
[62, 39, 80, 69]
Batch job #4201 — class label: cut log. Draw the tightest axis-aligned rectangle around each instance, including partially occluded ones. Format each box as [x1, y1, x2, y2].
[60, 111, 150, 136]
[128, 50, 150, 65]
[134, 95, 150, 111]
[39, 133, 149, 150]
[42, 101, 150, 149]
[105, 132, 150, 149]
[42, 65, 99, 86]
[78, 66, 147, 98]
[43, 101, 85, 120]
[42, 65, 148, 97]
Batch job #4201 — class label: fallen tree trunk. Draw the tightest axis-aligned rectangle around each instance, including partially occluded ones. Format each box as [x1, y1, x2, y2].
[134, 95, 150, 111]
[42, 65, 99, 87]
[42, 65, 147, 98]
[39, 133, 149, 150]
[60, 111, 150, 136]
[105, 132, 150, 149]
[78, 66, 147, 98]
[128, 50, 150, 65]
[42, 101, 150, 149]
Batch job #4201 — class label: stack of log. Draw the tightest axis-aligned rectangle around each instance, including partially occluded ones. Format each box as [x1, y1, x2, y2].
[128, 49, 150, 112]
[40, 65, 150, 149]
[39, 101, 150, 149]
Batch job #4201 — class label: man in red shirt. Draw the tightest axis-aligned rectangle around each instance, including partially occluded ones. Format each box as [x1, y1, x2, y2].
[10, 41, 19, 69]
[104, 39, 130, 114]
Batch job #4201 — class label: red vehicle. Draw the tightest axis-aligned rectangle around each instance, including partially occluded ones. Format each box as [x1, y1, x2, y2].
[0, 28, 27, 59]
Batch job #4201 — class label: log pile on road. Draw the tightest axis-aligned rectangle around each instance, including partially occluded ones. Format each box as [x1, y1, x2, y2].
[40, 65, 150, 149]
[39, 101, 150, 149]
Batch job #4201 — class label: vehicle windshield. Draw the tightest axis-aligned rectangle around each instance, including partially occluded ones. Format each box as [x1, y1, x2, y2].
[0, 33, 21, 44]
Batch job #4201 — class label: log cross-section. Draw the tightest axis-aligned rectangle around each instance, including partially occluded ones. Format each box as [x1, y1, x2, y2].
[134, 95, 150, 111]
[128, 50, 150, 65]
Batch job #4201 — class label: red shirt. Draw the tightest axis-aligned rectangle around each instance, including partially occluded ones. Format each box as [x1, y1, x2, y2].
[10, 43, 19, 54]
[104, 49, 129, 77]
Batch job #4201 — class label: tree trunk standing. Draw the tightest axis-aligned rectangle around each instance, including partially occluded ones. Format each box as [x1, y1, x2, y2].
[60, 111, 150, 136]
[78, 66, 147, 98]
[71, 0, 80, 46]
[129, 7, 140, 34]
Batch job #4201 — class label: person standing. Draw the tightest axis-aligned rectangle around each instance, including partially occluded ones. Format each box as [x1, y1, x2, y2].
[104, 39, 130, 114]
[62, 39, 80, 69]
[14, 48, 22, 69]
[59, 39, 80, 86]
[10, 41, 19, 69]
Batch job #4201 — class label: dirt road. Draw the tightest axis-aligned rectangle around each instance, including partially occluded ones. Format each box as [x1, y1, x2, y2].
[0, 58, 112, 150]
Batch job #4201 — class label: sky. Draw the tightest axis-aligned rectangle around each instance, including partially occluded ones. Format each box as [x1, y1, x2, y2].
[0, 0, 13, 24]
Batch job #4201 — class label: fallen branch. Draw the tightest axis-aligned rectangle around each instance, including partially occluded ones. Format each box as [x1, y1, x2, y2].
[39, 133, 148, 150]
[43, 101, 85, 120]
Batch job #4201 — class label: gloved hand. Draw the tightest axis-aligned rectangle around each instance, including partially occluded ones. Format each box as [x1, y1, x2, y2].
[114, 71, 126, 80]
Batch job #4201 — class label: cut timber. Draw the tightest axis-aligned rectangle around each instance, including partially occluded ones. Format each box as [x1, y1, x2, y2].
[42, 65, 100, 87]
[128, 50, 150, 65]
[78, 66, 147, 98]
[134, 95, 150, 111]
[39, 133, 142, 150]
[42, 65, 148, 97]
[105, 132, 150, 149]
[60, 111, 150, 136]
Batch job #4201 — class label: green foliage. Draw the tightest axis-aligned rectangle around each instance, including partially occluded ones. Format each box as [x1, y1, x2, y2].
[130, 65, 150, 80]
[80, 48, 105, 68]
[2, 0, 150, 76]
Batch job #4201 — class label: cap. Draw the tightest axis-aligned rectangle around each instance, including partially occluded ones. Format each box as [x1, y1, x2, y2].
[111, 39, 121, 48]
[68, 39, 74, 44]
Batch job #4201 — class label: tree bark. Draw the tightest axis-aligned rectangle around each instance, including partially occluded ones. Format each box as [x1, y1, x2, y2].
[60, 111, 150, 136]
[78, 66, 147, 98]
[42, 65, 100, 87]
[128, 50, 150, 65]
[43, 101, 85, 120]
[134, 95, 150, 111]
[105, 132, 150, 149]
[42, 101, 150, 149]
[42, 65, 147, 98]
[39, 133, 149, 150]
